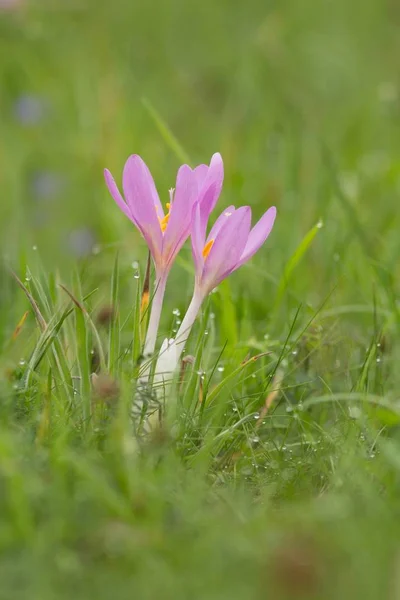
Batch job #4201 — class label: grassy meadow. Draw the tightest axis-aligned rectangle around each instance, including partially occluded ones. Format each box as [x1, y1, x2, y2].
[1, 0, 400, 598]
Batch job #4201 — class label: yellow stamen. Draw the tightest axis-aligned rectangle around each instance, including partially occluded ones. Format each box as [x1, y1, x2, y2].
[157, 201, 171, 233]
[160, 213, 170, 232]
[202, 239, 214, 259]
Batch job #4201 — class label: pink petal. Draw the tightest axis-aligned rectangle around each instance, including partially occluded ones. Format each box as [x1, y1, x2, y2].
[199, 152, 224, 216]
[206, 205, 235, 243]
[202, 206, 251, 293]
[235, 206, 277, 269]
[191, 202, 205, 276]
[193, 164, 209, 189]
[122, 155, 163, 262]
[162, 164, 198, 263]
[104, 169, 134, 222]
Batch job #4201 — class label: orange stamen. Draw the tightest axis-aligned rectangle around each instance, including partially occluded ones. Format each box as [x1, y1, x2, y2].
[202, 239, 214, 259]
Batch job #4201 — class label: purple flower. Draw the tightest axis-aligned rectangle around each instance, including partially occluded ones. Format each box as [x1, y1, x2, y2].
[192, 203, 277, 296]
[154, 197, 277, 385]
[104, 152, 223, 358]
[104, 153, 223, 277]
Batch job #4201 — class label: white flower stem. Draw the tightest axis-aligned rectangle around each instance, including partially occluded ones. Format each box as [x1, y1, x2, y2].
[143, 273, 167, 357]
[172, 288, 205, 366]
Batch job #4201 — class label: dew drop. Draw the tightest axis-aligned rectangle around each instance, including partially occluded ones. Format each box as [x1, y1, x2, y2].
[204, 330, 209, 336]
[292, 349, 298, 356]
[210, 312, 215, 319]
[32, 245, 38, 251]
[19, 359, 26, 366]
[316, 219, 324, 229]
[217, 366, 225, 373]
[253, 413, 260, 420]
[172, 308, 181, 316]
[376, 357, 382, 364]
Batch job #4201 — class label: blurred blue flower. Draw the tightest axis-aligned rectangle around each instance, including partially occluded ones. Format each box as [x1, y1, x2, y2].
[68, 228, 96, 258]
[31, 172, 64, 201]
[0, 0, 22, 9]
[14, 95, 47, 125]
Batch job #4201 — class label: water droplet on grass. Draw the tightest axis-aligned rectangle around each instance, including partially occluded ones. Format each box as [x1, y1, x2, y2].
[217, 366, 225, 372]
[172, 308, 180, 316]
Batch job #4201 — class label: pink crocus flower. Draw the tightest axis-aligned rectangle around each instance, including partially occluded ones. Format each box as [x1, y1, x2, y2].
[104, 153, 223, 356]
[154, 202, 277, 382]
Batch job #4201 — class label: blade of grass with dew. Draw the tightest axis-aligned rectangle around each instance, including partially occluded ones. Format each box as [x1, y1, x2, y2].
[108, 253, 120, 376]
[72, 272, 92, 424]
[203, 352, 271, 408]
[28, 272, 75, 399]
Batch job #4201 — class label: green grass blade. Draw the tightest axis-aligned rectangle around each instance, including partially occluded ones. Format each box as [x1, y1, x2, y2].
[142, 97, 191, 164]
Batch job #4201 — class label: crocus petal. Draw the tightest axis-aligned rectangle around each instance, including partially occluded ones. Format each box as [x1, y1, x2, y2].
[202, 206, 251, 292]
[199, 152, 224, 216]
[235, 206, 277, 270]
[193, 164, 209, 189]
[191, 182, 221, 277]
[104, 169, 134, 222]
[122, 155, 163, 262]
[191, 202, 205, 276]
[162, 164, 198, 263]
[206, 205, 235, 243]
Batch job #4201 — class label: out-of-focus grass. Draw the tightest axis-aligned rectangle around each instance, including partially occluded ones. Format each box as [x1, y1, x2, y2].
[1, 0, 400, 598]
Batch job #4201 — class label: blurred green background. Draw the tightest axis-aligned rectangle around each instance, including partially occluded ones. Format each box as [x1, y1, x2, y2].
[2, 1, 400, 599]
